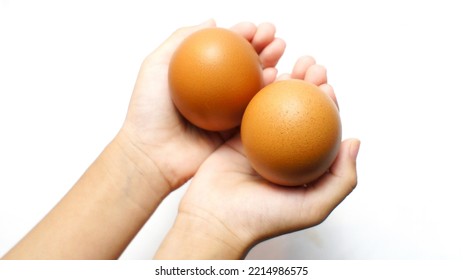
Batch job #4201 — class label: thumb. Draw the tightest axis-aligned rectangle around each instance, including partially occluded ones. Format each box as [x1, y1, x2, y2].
[305, 138, 360, 223]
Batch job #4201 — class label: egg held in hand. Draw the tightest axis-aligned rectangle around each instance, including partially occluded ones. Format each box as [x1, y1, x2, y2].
[169, 27, 264, 131]
[241, 79, 342, 186]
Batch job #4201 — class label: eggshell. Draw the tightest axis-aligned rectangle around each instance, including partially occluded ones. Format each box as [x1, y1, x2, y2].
[241, 79, 342, 186]
[169, 27, 263, 131]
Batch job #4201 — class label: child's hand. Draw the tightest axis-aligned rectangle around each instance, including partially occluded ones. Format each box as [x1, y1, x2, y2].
[1, 21, 286, 260]
[155, 58, 360, 259]
[118, 20, 286, 195]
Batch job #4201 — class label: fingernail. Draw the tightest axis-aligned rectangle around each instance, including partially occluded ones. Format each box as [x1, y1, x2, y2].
[350, 139, 361, 160]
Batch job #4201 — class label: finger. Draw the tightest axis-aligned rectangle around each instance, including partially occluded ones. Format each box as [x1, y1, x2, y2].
[306, 139, 360, 222]
[319, 83, 339, 110]
[251, 23, 276, 54]
[229, 22, 257, 42]
[330, 139, 360, 178]
[263, 68, 278, 86]
[304, 64, 327, 86]
[259, 38, 286, 68]
[291, 56, 316, 79]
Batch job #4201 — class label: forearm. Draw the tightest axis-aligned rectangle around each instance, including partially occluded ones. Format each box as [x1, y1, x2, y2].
[2, 131, 171, 259]
[154, 212, 250, 260]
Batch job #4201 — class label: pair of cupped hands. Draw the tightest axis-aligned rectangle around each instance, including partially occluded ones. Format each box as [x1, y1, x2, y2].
[2, 20, 359, 260]
[118, 20, 360, 259]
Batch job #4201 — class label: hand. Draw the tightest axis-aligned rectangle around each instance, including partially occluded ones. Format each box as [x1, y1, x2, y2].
[1, 21, 286, 260]
[116, 20, 286, 195]
[155, 58, 360, 259]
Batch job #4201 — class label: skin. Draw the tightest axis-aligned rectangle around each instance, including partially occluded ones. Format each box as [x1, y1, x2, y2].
[1, 20, 285, 260]
[155, 58, 360, 259]
[2, 20, 359, 260]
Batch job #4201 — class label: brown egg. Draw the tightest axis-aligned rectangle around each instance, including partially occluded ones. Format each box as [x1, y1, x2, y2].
[169, 27, 263, 131]
[241, 79, 342, 186]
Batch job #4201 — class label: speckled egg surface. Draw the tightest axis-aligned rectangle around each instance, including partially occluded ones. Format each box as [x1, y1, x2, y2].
[241, 79, 342, 186]
[169, 27, 263, 131]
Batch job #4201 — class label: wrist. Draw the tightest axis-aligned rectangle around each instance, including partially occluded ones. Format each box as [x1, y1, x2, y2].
[106, 129, 173, 215]
[117, 123, 194, 192]
[155, 211, 252, 259]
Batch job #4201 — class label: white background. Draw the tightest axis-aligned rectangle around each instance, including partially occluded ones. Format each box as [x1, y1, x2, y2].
[1, 0, 462, 259]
